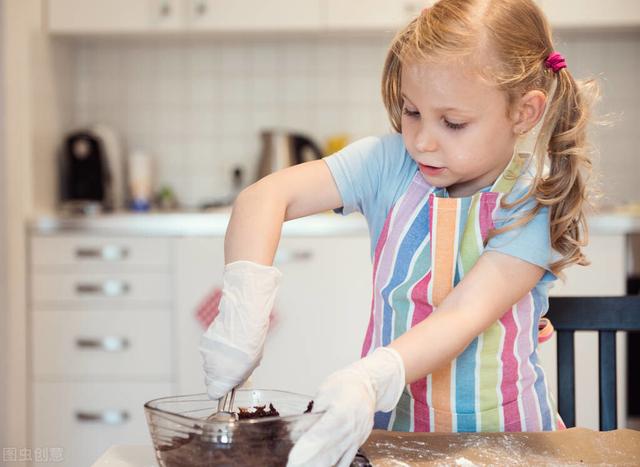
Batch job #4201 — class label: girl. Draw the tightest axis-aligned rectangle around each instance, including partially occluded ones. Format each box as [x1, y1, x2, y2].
[200, 0, 597, 465]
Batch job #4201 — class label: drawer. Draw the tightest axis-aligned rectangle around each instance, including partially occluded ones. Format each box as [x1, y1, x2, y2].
[32, 381, 172, 467]
[32, 272, 172, 305]
[32, 310, 172, 378]
[31, 235, 171, 270]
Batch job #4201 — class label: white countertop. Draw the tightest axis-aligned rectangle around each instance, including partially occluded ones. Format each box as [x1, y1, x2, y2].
[92, 445, 157, 467]
[28, 209, 640, 237]
[29, 209, 370, 237]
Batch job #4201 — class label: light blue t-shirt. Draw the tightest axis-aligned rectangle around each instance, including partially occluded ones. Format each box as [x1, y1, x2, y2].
[323, 133, 556, 280]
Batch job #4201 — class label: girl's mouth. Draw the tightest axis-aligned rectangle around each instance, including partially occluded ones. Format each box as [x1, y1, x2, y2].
[419, 164, 446, 176]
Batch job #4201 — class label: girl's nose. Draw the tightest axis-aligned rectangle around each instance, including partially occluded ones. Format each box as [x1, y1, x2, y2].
[415, 127, 437, 153]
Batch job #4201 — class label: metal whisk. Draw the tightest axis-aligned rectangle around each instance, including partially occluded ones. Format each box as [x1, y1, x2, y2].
[207, 387, 238, 423]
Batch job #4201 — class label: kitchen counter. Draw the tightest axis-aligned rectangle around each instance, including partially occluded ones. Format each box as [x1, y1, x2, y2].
[92, 428, 640, 466]
[29, 210, 369, 237]
[28, 210, 640, 237]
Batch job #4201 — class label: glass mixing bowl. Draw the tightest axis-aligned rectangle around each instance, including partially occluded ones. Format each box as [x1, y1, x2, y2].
[144, 390, 322, 467]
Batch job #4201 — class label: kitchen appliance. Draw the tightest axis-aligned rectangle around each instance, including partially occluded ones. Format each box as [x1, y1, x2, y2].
[59, 130, 113, 215]
[256, 129, 324, 181]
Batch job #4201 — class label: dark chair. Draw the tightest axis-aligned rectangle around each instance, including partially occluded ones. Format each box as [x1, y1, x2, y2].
[546, 296, 640, 431]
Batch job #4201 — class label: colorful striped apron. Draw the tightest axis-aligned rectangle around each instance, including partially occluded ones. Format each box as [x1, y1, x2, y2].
[362, 154, 565, 433]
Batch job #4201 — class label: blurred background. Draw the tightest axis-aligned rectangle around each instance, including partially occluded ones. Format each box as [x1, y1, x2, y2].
[1, 1, 639, 466]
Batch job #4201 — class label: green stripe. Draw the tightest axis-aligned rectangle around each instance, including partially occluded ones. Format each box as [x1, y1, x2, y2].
[478, 322, 503, 431]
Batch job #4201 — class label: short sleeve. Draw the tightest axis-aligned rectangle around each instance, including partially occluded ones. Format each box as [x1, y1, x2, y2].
[485, 188, 557, 282]
[323, 136, 386, 216]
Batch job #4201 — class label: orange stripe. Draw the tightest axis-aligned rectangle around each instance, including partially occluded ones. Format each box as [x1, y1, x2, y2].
[430, 198, 458, 431]
[431, 199, 458, 307]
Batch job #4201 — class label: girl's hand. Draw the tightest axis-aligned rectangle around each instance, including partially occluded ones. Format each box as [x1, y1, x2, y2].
[199, 260, 281, 400]
[287, 347, 405, 467]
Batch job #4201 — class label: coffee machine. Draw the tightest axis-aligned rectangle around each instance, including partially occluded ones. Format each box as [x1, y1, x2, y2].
[59, 130, 112, 215]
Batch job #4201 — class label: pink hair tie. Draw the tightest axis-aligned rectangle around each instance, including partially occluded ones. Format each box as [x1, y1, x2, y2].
[545, 52, 567, 73]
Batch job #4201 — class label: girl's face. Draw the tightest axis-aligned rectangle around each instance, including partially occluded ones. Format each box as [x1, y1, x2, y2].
[401, 61, 519, 197]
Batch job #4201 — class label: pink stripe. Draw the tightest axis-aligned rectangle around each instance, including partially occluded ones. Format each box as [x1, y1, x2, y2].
[499, 310, 522, 431]
[408, 270, 432, 431]
[372, 176, 431, 349]
[361, 211, 393, 357]
[514, 295, 542, 430]
[479, 193, 499, 241]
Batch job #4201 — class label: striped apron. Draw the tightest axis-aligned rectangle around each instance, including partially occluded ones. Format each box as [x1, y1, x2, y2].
[362, 154, 565, 433]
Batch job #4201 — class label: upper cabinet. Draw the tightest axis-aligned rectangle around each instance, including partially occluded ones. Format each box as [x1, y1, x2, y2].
[47, 0, 640, 35]
[47, 0, 185, 33]
[539, 0, 640, 29]
[47, 0, 323, 34]
[324, 0, 431, 31]
[187, 0, 323, 32]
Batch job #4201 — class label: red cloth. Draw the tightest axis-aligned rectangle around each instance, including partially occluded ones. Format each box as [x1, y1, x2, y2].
[195, 287, 279, 330]
[195, 288, 223, 329]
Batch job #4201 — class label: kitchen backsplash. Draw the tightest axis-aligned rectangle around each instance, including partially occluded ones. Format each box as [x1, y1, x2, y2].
[72, 31, 640, 208]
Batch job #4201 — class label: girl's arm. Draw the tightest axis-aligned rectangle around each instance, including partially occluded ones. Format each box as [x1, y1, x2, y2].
[224, 159, 343, 265]
[389, 251, 545, 383]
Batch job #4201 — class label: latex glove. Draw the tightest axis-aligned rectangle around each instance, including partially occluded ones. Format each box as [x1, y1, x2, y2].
[199, 260, 281, 400]
[288, 346, 405, 467]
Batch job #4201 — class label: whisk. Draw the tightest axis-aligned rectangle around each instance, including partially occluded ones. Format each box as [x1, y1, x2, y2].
[207, 387, 239, 423]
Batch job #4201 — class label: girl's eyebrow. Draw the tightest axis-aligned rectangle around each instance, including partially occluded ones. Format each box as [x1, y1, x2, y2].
[401, 93, 472, 113]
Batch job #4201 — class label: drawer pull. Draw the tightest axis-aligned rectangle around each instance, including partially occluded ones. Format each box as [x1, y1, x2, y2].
[75, 280, 130, 296]
[76, 336, 130, 351]
[75, 410, 130, 425]
[75, 245, 129, 261]
[274, 249, 313, 264]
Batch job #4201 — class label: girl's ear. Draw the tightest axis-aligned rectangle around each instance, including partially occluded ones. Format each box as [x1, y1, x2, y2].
[512, 90, 547, 135]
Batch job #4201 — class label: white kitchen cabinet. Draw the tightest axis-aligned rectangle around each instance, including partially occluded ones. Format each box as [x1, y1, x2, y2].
[32, 381, 172, 467]
[47, 0, 185, 33]
[175, 235, 373, 397]
[47, 0, 323, 34]
[540, 0, 640, 28]
[540, 233, 628, 430]
[29, 234, 175, 467]
[188, 0, 323, 32]
[325, 0, 430, 31]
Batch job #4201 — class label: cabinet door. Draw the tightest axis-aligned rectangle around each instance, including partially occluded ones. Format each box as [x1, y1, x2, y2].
[540, 0, 640, 28]
[32, 382, 172, 467]
[326, 0, 431, 30]
[175, 237, 225, 395]
[186, 0, 323, 31]
[175, 235, 373, 396]
[48, 0, 183, 34]
[254, 236, 372, 395]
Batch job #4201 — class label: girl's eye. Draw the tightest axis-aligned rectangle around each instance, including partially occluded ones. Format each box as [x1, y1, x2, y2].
[444, 119, 467, 130]
[402, 108, 420, 118]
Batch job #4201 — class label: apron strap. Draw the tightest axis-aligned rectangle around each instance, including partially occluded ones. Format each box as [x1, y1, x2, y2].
[538, 317, 554, 344]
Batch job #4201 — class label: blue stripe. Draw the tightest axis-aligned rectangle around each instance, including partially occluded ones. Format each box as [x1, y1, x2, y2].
[531, 286, 553, 430]
[455, 337, 479, 431]
[381, 200, 431, 346]
[374, 410, 392, 429]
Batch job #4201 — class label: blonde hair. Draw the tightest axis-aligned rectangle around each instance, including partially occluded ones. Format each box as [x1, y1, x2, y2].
[381, 0, 598, 275]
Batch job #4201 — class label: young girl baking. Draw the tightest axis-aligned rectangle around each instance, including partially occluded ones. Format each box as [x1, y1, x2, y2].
[200, 0, 597, 465]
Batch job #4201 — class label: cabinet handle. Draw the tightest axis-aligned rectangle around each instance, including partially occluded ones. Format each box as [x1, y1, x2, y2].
[194, 0, 208, 16]
[75, 410, 130, 425]
[274, 249, 313, 264]
[76, 336, 130, 352]
[75, 280, 130, 297]
[75, 245, 129, 261]
[159, 0, 172, 17]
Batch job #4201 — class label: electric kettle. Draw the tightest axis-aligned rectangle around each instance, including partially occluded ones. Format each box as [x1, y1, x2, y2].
[256, 129, 324, 181]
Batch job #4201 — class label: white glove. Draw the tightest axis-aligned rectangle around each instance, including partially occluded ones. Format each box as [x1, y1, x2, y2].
[199, 260, 281, 400]
[287, 346, 406, 467]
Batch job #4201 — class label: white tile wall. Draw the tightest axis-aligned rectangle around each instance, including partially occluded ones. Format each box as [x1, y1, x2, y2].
[72, 32, 640, 208]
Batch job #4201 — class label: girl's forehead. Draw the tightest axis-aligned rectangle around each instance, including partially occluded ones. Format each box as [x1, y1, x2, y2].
[401, 61, 502, 109]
